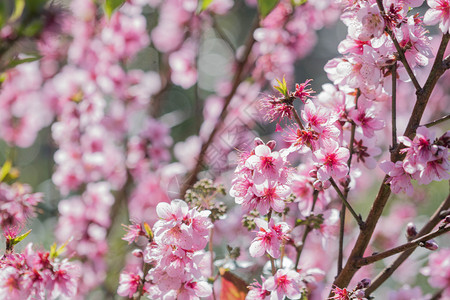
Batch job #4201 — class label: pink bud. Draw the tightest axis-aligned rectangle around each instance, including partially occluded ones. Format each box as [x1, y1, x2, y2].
[444, 215, 450, 224]
[354, 290, 365, 299]
[266, 140, 276, 150]
[132, 249, 143, 258]
[254, 138, 264, 146]
[406, 222, 418, 238]
[421, 240, 438, 251]
[313, 180, 323, 190]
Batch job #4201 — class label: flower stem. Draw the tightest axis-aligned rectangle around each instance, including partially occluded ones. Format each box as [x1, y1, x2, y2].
[391, 62, 398, 151]
[356, 225, 450, 267]
[294, 190, 319, 269]
[329, 178, 364, 229]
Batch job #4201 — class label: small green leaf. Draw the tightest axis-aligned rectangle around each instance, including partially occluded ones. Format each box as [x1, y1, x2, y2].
[0, 2, 7, 29]
[50, 242, 57, 258]
[6, 55, 42, 69]
[104, 0, 125, 18]
[11, 229, 31, 246]
[257, 0, 279, 18]
[198, 0, 214, 12]
[0, 160, 12, 182]
[50, 237, 72, 259]
[9, 0, 25, 22]
[144, 222, 153, 241]
[291, 0, 308, 6]
[274, 76, 288, 96]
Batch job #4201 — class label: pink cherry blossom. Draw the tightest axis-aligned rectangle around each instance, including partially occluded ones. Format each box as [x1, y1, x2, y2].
[313, 141, 350, 181]
[424, 0, 450, 33]
[421, 249, 450, 297]
[249, 218, 290, 258]
[379, 161, 414, 196]
[264, 269, 303, 300]
[117, 270, 142, 298]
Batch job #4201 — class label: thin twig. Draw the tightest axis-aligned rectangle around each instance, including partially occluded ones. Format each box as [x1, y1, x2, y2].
[356, 225, 450, 267]
[180, 17, 259, 196]
[292, 106, 305, 130]
[294, 190, 319, 269]
[374, 0, 421, 91]
[422, 114, 450, 128]
[331, 33, 450, 295]
[430, 288, 444, 300]
[391, 62, 397, 151]
[365, 192, 450, 296]
[338, 89, 360, 275]
[211, 14, 236, 53]
[329, 178, 364, 229]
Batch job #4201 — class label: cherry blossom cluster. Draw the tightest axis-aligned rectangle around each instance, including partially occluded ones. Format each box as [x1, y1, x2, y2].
[252, 0, 340, 82]
[117, 199, 213, 299]
[0, 183, 42, 230]
[55, 182, 114, 294]
[230, 138, 291, 215]
[381, 127, 449, 195]
[421, 248, 450, 298]
[0, 243, 80, 300]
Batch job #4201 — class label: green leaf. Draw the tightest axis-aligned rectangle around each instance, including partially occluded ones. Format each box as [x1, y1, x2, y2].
[0, 2, 7, 29]
[6, 55, 42, 69]
[9, 0, 25, 22]
[0, 160, 12, 182]
[10, 229, 31, 246]
[273, 76, 288, 96]
[144, 222, 153, 241]
[257, 0, 279, 18]
[291, 0, 308, 6]
[104, 0, 125, 18]
[50, 237, 72, 259]
[198, 0, 214, 12]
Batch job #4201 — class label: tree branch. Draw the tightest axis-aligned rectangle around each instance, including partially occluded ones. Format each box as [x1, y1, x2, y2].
[330, 33, 450, 295]
[180, 17, 259, 196]
[356, 224, 450, 267]
[422, 114, 450, 128]
[391, 62, 397, 151]
[365, 192, 450, 296]
[374, 0, 421, 91]
[294, 190, 319, 269]
[330, 178, 364, 229]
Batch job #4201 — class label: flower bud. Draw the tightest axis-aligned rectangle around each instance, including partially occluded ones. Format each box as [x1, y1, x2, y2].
[254, 138, 264, 146]
[309, 169, 317, 178]
[421, 240, 438, 251]
[313, 180, 323, 190]
[354, 289, 366, 299]
[406, 222, 418, 238]
[356, 278, 371, 290]
[132, 249, 143, 258]
[444, 215, 450, 224]
[266, 140, 276, 150]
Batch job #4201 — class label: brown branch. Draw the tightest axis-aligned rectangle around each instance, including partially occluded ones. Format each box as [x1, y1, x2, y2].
[338, 89, 360, 275]
[180, 17, 259, 197]
[356, 225, 450, 267]
[391, 62, 397, 151]
[422, 114, 450, 129]
[374, 0, 421, 91]
[330, 178, 364, 228]
[365, 192, 450, 296]
[330, 33, 450, 295]
[294, 190, 319, 269]
[292, 107, 305, 130]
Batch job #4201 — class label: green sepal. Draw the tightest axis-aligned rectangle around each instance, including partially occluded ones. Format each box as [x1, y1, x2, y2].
[104, 0, 125, 18]
[257, 0, 279, 18]
[10, 229, 32, 246]
[50, 237, 72, 259]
